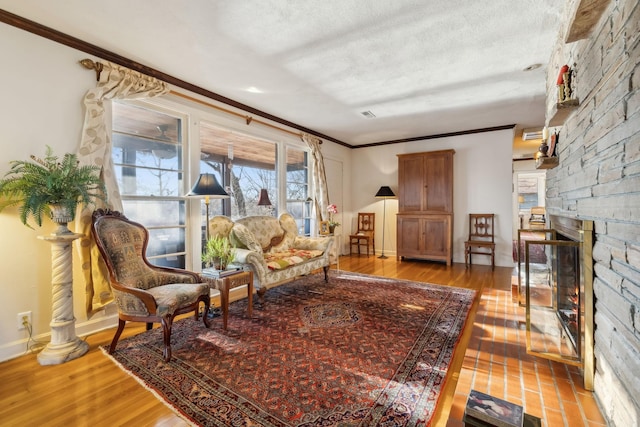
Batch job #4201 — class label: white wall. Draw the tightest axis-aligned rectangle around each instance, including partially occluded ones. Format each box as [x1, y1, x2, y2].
[349, 129, 515, 267]
[0, 24, 118, 361]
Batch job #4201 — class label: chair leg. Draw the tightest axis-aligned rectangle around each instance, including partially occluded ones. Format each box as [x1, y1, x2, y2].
[257, 287, 267, 307]
[109, 319, 127, 354]
[200, 296, 211, 328]
[160, 316, 174, 362]
[465, 244, 469, 268]
[323, 266, 329, 282]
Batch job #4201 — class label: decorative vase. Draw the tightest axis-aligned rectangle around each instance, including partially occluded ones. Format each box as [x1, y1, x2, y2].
[49, 204, 75, 235]
[329, 225, 336, 234]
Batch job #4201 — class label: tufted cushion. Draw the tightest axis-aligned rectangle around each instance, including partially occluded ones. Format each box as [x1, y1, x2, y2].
[264, 249, 324, 270]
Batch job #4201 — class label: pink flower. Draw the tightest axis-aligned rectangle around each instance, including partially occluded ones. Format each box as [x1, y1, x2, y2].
[326, 204, 340, 227]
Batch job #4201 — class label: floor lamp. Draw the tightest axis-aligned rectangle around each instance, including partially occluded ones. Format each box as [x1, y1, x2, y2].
[188, 173, 229, 241]
[375, 186, 395, 259]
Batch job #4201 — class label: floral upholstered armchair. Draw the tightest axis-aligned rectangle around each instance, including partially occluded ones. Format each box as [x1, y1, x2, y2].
[91, 209, 211, 362]
[209, 213, 334, 300]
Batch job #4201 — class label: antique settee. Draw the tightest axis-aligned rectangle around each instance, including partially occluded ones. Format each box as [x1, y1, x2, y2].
[208, 213, 334, 298]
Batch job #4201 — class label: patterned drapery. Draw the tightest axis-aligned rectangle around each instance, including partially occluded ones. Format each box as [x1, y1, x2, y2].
[76, 60, 169, 317]
[302, 133, 329, 224]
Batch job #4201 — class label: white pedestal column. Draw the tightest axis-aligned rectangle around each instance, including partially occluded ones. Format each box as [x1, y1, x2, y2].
[37, 230, 89, 365]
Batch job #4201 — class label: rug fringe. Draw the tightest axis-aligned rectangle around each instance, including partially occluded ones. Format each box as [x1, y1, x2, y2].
[99, 347, 198, 427]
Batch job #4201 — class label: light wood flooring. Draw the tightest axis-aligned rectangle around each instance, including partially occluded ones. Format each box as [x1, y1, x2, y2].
[0, 256, 605, 426]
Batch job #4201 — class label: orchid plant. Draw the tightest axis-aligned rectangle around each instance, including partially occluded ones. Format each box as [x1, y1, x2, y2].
[327, 204, 340, 227]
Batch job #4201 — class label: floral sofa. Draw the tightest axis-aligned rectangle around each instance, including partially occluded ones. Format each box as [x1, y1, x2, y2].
[208, 213, 334, 299]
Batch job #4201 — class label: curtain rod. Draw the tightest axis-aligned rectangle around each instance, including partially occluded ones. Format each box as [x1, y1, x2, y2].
[80, 58, 317, 143]
[169, 90, 309, 140]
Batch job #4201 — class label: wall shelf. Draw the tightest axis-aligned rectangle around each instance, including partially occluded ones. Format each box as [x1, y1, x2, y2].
[565, 0, 612, 43]
[549, 99, 579, 126]
[536, 156, 559, 169]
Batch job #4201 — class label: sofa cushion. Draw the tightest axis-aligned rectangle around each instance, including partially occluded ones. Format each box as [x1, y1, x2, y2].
[268, 213, 297, 252]
[229, 223, 262, 253]
[208, 215, 234, 239]
[264, 248, 324, 270]
[236, 216, 285, 252]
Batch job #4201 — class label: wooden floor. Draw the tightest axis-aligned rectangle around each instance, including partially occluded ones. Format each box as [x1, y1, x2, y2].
[0, 256, 603, 426]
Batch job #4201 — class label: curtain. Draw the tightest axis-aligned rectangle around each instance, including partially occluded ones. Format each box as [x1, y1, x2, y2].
[302, 133, 330, 223]
[75, 61, 169, 317]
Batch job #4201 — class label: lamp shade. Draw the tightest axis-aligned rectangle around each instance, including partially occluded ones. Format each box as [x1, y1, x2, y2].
[375, 186, 395, 198]
[257, 188, 272, 206]
[187, 173, 229, 198]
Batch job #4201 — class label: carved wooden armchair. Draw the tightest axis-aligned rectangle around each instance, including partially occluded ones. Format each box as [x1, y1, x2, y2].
[91, 209, 211, 362]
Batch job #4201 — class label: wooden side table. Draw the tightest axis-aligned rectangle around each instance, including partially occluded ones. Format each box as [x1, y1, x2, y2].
[201, 270, 253, 329]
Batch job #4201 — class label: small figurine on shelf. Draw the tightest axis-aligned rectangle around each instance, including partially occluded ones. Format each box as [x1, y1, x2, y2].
[557, 64, 576, 104]
[537, 126, 549, 159]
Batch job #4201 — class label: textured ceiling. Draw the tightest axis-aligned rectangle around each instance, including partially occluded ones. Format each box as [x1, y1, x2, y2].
[0, 1, 565, 146]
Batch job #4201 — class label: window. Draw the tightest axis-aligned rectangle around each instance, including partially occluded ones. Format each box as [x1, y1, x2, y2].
[111, 99, 311, 269]
[199, 122, 278, 220]
[111, 101, 187, 268]
[285, 147, 311, 236]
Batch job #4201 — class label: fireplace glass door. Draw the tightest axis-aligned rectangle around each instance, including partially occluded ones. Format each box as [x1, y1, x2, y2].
[525, 239, 582, 364]
[520, 216, 593, 391]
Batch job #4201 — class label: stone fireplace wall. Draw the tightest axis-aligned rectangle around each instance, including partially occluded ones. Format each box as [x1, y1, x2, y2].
[545, 1, 640, 425]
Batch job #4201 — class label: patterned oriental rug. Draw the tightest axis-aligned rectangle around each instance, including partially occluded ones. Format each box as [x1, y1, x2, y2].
[102, 271, 476, 426]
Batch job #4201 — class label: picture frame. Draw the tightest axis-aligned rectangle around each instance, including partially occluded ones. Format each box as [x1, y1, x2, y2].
[319, 221, 330, 235]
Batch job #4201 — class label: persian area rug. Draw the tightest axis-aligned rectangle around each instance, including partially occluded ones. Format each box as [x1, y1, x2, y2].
[102, 271, 476, 426]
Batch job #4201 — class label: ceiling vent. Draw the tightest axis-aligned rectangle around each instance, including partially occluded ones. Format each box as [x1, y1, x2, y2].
[360, 110, 376, 119]
[522, 128, 543, 140]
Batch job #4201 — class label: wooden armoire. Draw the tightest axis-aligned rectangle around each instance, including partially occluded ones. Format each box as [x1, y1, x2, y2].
[396, 149, 454, 265]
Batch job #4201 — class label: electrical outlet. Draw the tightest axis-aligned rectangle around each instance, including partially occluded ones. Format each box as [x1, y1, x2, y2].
[17, 311, 31, 330]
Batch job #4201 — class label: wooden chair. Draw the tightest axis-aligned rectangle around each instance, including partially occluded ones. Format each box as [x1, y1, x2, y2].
[529, 206, 546, 229]
[91, 209, 211, 362]
[464, 213, 496, 269]
[349, 212, 375, 256]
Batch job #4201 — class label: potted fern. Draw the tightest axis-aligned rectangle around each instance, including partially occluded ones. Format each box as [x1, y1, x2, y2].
[0, 146, 106, 231]
[202, 235, 236, 271]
